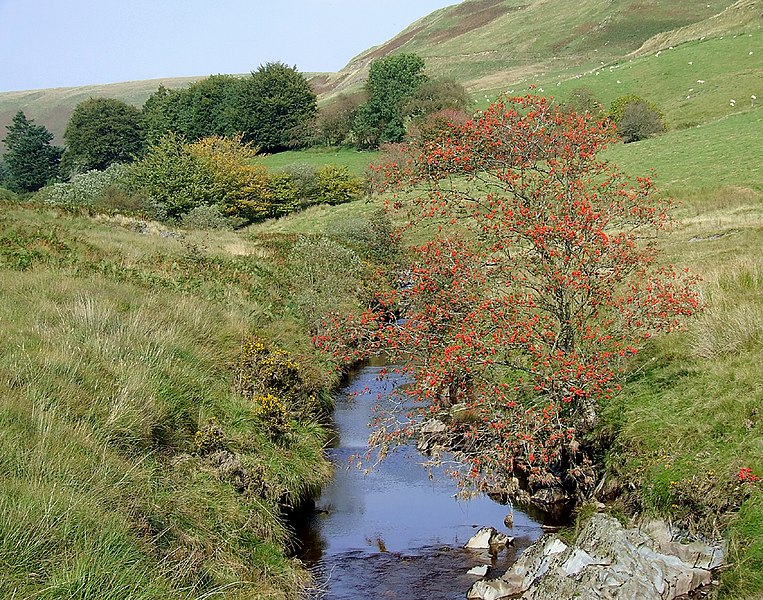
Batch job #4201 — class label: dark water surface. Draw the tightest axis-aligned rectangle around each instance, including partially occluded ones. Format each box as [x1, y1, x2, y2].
[295, 366, 544, 599]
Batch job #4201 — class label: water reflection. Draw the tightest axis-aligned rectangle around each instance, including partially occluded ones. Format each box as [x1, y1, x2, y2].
[296, 366, 543, 599]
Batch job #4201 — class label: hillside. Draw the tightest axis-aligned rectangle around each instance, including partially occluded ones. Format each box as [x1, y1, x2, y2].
[319, 0, 750, 96]
[0, 76, 202, 146]
[2, 0, 760, 147]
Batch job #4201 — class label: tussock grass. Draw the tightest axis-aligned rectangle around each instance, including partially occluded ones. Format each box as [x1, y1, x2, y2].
[0, 205, 341, 598]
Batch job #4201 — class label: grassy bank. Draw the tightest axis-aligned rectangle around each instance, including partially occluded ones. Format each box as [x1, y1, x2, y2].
[0, 202, 366, 598]
[595, 125, 763, 597]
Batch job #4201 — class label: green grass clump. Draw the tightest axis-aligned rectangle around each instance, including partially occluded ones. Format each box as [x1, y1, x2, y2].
[0, 203, 348, 598]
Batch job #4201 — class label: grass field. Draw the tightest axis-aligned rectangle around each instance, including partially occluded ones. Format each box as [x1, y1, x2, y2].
[477, 28, 763, 132]
[255, 147, 380, 176]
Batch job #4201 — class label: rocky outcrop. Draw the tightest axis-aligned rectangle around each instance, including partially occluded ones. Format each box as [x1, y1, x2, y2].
[467, 514, 725, 600]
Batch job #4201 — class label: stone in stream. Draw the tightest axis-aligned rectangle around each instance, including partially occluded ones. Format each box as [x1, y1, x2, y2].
[464, 527, 514, 552]
[467, 514, 725, 600]
[467, 564, 490, 577]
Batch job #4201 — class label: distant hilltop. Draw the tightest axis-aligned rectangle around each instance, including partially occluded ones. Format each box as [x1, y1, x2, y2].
[1, 0, 759, 145]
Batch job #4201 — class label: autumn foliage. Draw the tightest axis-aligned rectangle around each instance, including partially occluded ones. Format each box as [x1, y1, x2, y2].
[316, 94, 701, 506]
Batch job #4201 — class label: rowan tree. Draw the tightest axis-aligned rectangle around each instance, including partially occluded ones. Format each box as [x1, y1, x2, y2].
[316, 94, 701, 507]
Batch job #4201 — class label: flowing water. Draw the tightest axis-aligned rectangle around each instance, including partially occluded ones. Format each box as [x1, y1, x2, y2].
[294, 365, 544, 599]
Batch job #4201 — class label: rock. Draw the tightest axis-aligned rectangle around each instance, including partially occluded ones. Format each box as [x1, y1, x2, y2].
[560, 548, 599, 576]
[465, 527, 513, 552]
[466, 579, 518, 600]
[494, 514, 725, 600]
[465, 527, 496, 549]
[467, 564, 490, 577]
[420, 418, 447, 434]
[503, 512, 514, 529]
[417, 418, 449, 452]
[640, 519, 726, 570]
[529, 486, 571, 513]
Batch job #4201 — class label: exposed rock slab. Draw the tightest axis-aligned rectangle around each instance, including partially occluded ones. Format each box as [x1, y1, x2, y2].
[467, 514, 725, 600]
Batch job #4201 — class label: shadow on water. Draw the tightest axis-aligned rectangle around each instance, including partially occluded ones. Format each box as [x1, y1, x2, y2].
[291, 366, 546, 599]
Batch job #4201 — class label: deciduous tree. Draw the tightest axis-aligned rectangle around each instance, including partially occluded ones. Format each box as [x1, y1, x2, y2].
[235, 62, 317, 151]
[318, 94, 700, 507]
[142, 76, 240, 144]
[353, 53, 427, 149]
[64, 97, 144, 172]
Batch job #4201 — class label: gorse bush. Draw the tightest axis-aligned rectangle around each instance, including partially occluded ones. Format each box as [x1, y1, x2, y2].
[236, 336, 320, 417]
[315, 165, 363, 205]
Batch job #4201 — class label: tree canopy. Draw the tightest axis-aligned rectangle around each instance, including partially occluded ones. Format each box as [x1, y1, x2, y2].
[2, 111, 63, 193]
[319, 94, 700, 509]
[235, 62, 318, 151]
[142, 66, 317, 152]
[64, 97, 144, 172]
[142, 76, 240, 145]
[353, 53, 427, 148]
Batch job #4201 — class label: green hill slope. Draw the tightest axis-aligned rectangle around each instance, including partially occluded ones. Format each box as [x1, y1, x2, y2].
[0, 76, 202, 146]
[1, 0, 759, 146]
[320, 0, 747, 96]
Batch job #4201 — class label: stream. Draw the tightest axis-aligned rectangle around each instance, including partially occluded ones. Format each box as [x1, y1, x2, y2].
[294, 365, 545, 599]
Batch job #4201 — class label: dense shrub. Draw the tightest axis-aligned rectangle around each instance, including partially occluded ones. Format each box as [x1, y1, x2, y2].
[608, 94, 666, 143]
[38, 163, 131, 211]
[318, 92, 366, 147]
[129, 133, 273, 222]
[280, 163, 319, 207]
[315, 165, 362, 205]
[0, 187, 19, 203]
[265, 170, 300, 217]
[407, 108, 472, 144]
[180, 205, 236, 230]
[618, 101, 667, 143]
[402, 78, 470, 123]
[236, 336, 319, 417]
[562, 87, 605, 117]
[285, 236, 364, 332]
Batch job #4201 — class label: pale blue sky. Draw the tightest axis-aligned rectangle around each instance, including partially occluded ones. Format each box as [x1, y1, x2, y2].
[0, 0, 458, 92]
